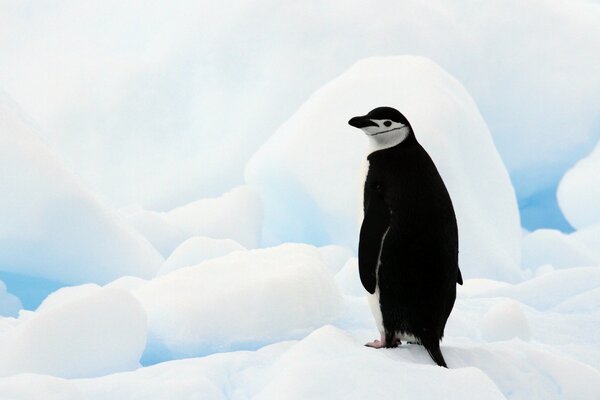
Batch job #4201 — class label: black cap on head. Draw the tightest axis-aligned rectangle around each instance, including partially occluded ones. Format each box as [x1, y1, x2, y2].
[348, 106, 410, 128]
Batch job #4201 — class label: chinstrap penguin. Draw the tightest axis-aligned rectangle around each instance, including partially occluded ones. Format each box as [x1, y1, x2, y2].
[348, 106, 463, 368]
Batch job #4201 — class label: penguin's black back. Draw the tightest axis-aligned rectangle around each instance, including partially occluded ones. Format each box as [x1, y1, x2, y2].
[360, 132, 460, 348]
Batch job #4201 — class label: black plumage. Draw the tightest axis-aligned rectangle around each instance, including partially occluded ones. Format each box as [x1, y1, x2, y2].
[353, 108, 462, 368]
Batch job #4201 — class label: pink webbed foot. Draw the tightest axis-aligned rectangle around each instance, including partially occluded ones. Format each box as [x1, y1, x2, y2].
[365, 339, 386, 348]
[365, 333, 387, 348]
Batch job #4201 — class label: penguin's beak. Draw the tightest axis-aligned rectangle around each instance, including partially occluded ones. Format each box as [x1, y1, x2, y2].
[348, 115, 378, 128]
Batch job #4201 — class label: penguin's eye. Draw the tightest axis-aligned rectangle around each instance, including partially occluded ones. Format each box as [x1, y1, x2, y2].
[383, 121, 392, 127]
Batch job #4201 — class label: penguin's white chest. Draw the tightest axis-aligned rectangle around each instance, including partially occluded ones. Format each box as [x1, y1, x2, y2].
[367, 226, 389, 335]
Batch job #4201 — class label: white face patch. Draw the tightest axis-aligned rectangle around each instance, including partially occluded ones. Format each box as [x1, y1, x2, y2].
[360, 119, 411, 152]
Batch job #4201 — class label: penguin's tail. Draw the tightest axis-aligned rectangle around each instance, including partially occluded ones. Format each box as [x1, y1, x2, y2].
[422, 337, 447, 368]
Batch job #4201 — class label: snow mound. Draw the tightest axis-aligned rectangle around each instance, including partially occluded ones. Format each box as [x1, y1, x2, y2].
[481, 299, 531, 342]
[522, 229, 600, 270]
[158, 236, 246, 276]
[335, 258, 365, 297]
[554, 287, 600, 313]
[4, 325, 597, 400]
[558, 140, 600, 229]
[450, 340, 600, 400]
[0, 280, 21, 317]
[120, 206, 188, 258]
[475, 267, 600, 311]
[457, 279, 511, 298]
[133, 243, 342, 363]
[317, 245, 354, 275]
[0, 286, 146, 378]
[164, 185, 263, 249]
[0, 374, 84, 400]
[246, 56, 521, 282]
[0, 97, 163, 284]
[255, 326, 505, 400]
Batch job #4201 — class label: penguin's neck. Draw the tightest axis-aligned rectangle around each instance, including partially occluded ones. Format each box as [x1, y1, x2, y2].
[368, 130, 415, 154]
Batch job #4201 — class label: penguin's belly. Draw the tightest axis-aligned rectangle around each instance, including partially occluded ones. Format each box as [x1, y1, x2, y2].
[367, 226, 390, 335]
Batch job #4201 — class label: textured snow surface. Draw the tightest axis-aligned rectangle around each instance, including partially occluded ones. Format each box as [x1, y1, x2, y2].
[0, 286, 146, 378]
[134, 244, 342, 363]
[0, 97, 163, 285]
[158, 236, 246, 276]
[2, 1, 600, 232]
[1, 14, 600, 396]
[246, 56, 522, 282]
[481, 299, 531, 342]
[0, 248, 597, 398]
[0, 321, 599, 400]
[522, 228, 600, 271]
[164, 186, 263, 249]
[0, 280, 21, 317]
[558, 140, 600, 229]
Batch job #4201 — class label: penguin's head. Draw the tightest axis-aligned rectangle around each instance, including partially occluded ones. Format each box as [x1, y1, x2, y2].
[348, 107, 413, 151]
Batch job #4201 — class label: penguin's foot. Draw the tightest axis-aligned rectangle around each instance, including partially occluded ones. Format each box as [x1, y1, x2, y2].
[365, 334, 386, 348]
[365, 339, 385, 348]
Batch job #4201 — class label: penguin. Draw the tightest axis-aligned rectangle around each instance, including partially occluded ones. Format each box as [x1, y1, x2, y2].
[348, 106, 463, 368]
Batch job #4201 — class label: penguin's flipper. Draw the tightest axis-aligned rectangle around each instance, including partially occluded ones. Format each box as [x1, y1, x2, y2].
[359, 190, 390, 294]
[457, 267, 463, 285]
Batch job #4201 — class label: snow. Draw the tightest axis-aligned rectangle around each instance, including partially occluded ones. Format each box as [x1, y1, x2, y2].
[558, 140, 600, 229]
[164, 186, 263, 249]
[158, 236, 246, 276]
[0, 246, 598, 398]
[2, 5, 600, 396]
[0, 280, 21, 317]
[121, 185, 262, 257]
[481, 299, 531, 342]
[1, 324, 599, 400]
[0, 96, 164, 286]
[316, 245, 354, 275]
[120, 206, 188, 258]
[0, 286, 146, 378]
[522, 229, 600, 271]
[470, 267, 600, 311]
[334, 258, 365, 297]
[2, 2, 600, 232]
[246, 56, 522, 282]
[133, 244, 342, 363]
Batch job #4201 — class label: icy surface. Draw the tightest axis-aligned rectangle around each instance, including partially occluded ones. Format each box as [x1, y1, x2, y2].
[558, 141, 600, 229]
[2, 2, 600, 231]
[316, 245, 354, 275]
[2, 9, 600, 396]
[120, 206, 188, 258]
[522, 229, 600, 271]
[481, 299, 531, 342]
[133, 244, 342, 363]
[0, 286, 146, 378]
[246, 56, 522, 282]
[0, 247, 598, 398]
[0, 98, 163, 285]
[1, 323, 599, 400]
[164, 186, 263, 249]
[158, 236, 246, 276]
[0, 281, 21, 317]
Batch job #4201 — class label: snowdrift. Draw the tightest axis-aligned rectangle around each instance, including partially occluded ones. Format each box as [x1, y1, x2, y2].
[558, 140, 600, 229]
[158, 236, 246, 276]
[122, 185, 263, 259]
[246, 56, 522, 282]
[133, 244, 342, 363]
[0, 286, 146, 378]
[0, 96, 163, 285]
[1, 324, 599, 400]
